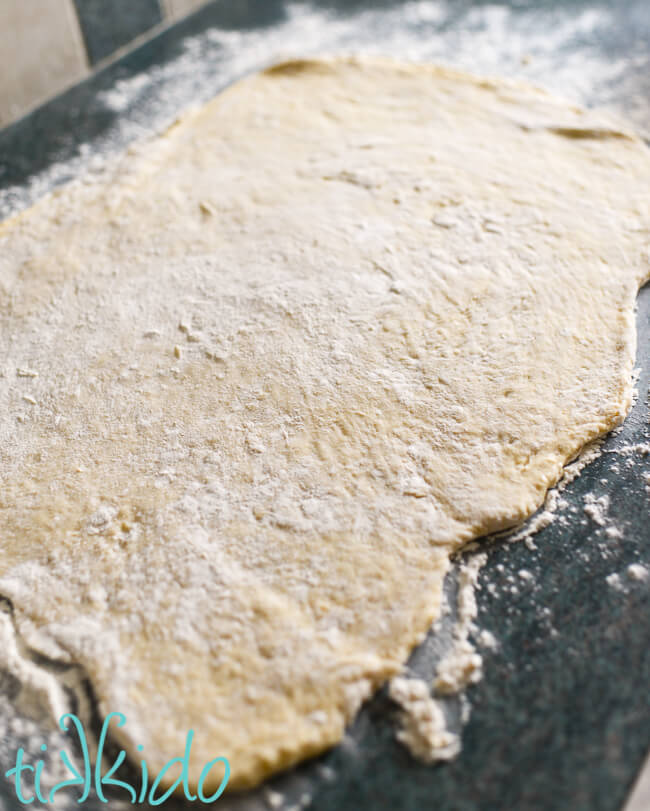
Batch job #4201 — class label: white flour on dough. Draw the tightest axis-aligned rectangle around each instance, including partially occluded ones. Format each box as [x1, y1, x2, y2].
[0, 57, 648, 792]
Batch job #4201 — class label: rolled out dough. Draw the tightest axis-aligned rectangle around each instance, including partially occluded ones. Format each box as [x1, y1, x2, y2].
[0, 57, 648, 792]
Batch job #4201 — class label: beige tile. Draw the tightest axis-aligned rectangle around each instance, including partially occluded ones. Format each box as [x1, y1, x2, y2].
[163, 0, 210, 22]
[624, 752, 650, 811]
[0, 0, 88, 128]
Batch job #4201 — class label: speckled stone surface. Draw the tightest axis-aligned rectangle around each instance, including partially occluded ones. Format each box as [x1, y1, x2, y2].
[0, 3, 648, 810]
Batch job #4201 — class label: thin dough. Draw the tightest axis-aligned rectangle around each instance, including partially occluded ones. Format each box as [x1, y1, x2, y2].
[0, 57, 648, 792]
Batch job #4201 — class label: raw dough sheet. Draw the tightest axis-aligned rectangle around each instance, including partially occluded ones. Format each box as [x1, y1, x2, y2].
[0, 57, 648, 792]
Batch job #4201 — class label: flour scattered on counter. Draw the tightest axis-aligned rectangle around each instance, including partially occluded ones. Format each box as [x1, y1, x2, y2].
[389, 677, 460, 763]
[606, 564, 650, 592]
[627, 563, 649, 582]
[583, 493, 610, 527]
[433, 554, 486, 694]
[390, 552, 488, 764]
[606, 572, 625, 591]
[604, 442, 650, 457]
[476, 629, 499, 651]
[264, 788, 285, 809]
[434, 637, 483, 695]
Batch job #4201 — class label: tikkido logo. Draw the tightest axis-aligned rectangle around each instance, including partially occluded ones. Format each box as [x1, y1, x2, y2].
[4, 712, 230, 806]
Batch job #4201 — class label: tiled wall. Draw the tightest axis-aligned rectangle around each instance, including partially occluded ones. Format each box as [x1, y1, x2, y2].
[0, 0, 211, 128]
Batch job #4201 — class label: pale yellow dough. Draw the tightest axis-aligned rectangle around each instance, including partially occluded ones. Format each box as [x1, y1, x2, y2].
[0, 57, 648, 792]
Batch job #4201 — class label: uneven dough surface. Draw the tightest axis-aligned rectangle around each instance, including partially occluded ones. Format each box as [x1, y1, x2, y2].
[0, 57, 648, 791]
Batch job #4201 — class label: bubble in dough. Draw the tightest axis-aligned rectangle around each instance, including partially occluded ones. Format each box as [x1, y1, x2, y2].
[0, 57, 648, 792]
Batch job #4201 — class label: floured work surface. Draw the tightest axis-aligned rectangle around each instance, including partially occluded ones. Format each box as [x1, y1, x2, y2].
[0, 57, 648, 793]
